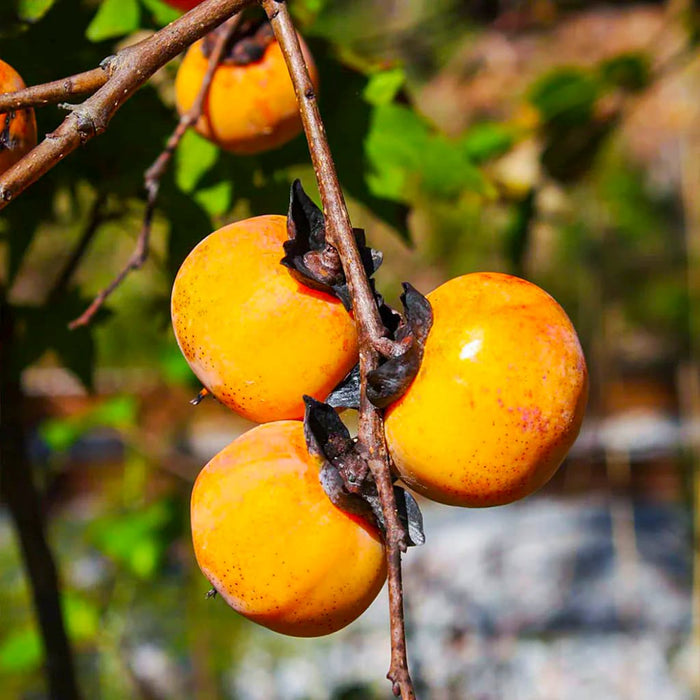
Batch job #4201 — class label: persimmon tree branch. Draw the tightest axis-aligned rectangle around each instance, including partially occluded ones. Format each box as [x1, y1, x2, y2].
[0, 0, 253, 208]
[69, 14, 242, 329]
[0, 67, 110, 112]
[261, 1, 414, 697]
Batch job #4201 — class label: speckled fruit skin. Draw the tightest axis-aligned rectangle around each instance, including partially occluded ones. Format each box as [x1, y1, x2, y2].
[191, 421, 387, 637]
[384, 272, 588, 507]
[0, 59, 37, 175]
[175, 34, 318, 155]
[171, 215, 358, 422]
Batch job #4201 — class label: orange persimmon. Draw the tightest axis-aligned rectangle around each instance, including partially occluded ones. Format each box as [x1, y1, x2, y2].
[174, 27, 318, 155]
[0, 59, 37, 175]
[190, 420, 387, 637]
[171, 215, 358, 423]
[384, 272, 588, 507]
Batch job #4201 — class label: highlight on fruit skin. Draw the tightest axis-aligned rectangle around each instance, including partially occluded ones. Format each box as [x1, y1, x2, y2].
[190, 420, 387, 637]
[384, 272, 588, 508]
[0, 59, 38, 175]
[174, 24, 318, 155]
[170, 214, 359, 423]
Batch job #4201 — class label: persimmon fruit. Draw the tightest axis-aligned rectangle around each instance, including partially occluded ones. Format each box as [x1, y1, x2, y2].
[384, 272, 588, 507]
[190, 420, 387, 637]
[174, 25, 318, 155]
[0, 59, 37, 175]
[164, 0, 201, 10]
[171, 215, 358, 423]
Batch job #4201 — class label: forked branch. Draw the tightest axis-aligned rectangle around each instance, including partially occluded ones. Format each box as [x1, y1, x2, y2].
[262, 1, 415, 697]
[69, 14, 242, 329]
[0, 0, 253, 208]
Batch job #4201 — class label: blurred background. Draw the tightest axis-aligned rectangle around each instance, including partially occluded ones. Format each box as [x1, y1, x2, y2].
[1, 0, 699, 697]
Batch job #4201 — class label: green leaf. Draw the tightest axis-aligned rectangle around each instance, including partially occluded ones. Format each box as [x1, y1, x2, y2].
[194, 180, 233, 217]
[461, 122, 515, 163]
[39, 395, 138, 453]
[63, 594, 99, 641]
[0, 628, 41, 673]
[528, 68, 600, 127]
[89, 498, 183, 579]
[16, 0, 55, 22]
[139, 0, 180, 25]
[175, 130, 220, 194]
[599, 53, 650, 92]
[363, 68, 406, 106]
[86, 0, 140, 42]
[40, 419, 83, 453]
[420, 134, 487, 198]
[365, 103, 429, 200]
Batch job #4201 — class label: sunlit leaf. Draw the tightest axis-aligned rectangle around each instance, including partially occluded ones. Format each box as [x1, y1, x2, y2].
[175, 130, 220, 194]
[139, 0, 180, 25]
[86, 0, 140, 42]
[363, 67, 406, 106]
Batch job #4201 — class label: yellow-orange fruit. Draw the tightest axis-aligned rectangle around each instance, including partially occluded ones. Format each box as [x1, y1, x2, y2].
[191, 420, 387, 637]
[0, 59, 37, 175]
[174, 33, 318, 155]
[171, 215, 358, 423]
[385, 272, 588, 507]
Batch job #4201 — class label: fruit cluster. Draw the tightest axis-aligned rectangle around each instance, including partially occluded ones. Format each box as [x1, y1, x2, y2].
[173, 175, 588, 636]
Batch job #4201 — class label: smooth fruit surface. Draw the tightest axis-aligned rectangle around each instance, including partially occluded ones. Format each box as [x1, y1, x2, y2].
[190, 421, 387, 637]
[384, 272, 588, 507]
[175, 34, 317, 154]
[171, 215, 358, 422]
[0, 59, 37, 175]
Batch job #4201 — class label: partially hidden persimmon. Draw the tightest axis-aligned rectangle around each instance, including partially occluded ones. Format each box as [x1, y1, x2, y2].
[171, 215, 359, 423]
[384, 272, 588, 508]
[0, 59, 37, 175]
[163, 0, 201, 10]
[174, 25, 318, 155]
[190, 420, 387, 637]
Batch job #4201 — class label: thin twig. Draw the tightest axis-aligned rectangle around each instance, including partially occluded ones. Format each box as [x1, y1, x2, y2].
[261, 1, 414, 697]
[69, 15, 241, 330]
[0, 0, 254, 209]
[0, 67, 110, 113]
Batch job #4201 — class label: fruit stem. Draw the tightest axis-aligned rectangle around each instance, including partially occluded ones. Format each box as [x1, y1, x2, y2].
[262, 2, 415, 698]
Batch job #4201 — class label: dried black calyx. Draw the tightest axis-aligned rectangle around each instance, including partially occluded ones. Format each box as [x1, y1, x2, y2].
[304, 396, 374, 519]
[303, 396, 425, 547]
[325, 285, 432, 410]
[282, 180, 382, 310]
[362, 483, 425, 548]
[1, 113, 15, 151]
[325, 365, 361, 410]
[201, 14, 274, 66]
[366, 283, 433, 408]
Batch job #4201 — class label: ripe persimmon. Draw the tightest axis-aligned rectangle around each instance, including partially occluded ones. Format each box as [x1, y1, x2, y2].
[171, 214, 358, 423]
[0, 59, 37, 175]
[384, 272, 588, 507]
[164, 0, 201, 10]
[190, 420, 387, 637]
[174, 22, 318, 155]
